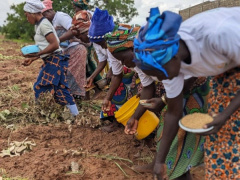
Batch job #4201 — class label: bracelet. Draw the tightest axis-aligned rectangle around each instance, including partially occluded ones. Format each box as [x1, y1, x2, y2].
[161, 95, 167, 105]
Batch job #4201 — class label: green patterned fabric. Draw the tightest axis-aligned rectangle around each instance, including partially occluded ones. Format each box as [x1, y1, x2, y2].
[86, 44, 103, 82]
[156, 78, 210, 179]
[104, 24, 140, 53]
[72, 0, 89, 10]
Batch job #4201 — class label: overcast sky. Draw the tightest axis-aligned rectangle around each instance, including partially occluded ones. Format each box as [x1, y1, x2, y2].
[0, 0, 207, 26]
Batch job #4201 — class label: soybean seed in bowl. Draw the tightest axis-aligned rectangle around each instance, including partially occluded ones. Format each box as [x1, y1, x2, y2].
[181, 113, 213, 129]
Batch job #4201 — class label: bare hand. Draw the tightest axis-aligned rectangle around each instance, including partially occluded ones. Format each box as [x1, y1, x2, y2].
[22, 57, 38, 66]
[142, 98, 162, 111]
[153, 163, 168, 180]
[102, 99, 111, 112]
[84, 77, 94, 88]
[136, 91, 141, 98]
[200, 113, 227, 135]
[124, 117, 138, 135]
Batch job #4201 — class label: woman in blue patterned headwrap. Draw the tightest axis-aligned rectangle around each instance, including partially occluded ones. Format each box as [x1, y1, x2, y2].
[133, 6, 240, 180]
[104, 9, 209, 179]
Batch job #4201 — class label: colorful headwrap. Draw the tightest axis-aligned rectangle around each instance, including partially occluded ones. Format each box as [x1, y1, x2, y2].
[70, 10, 92, 35]
[72, 0, 89, 10]
[105, 24, 140, 54]
[134, 7, 182, 77]
[88, 8, 115, 43]
[24, 0, 45, 13]
[41, 0, 53, 13]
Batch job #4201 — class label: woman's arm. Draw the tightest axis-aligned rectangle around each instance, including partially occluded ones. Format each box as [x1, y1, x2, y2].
[85, 60, 108, 88]
[124, 82, 157, 135]
[202, 90, 240, 135]
[38, 33, 59, 56]
[102, 73, 123, 111]
[59, 29, 74, 42]
[153, 92, 183, 179]
[133, 82, 156, 119]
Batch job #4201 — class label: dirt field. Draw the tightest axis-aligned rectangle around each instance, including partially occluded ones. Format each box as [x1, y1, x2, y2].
[0, 36, 204, 180]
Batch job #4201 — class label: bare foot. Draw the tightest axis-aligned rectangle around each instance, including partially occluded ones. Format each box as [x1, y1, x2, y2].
[132, 163, 154, 173]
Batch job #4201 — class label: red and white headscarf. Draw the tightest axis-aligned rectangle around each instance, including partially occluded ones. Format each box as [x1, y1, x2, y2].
[41, 0, 53, 13]
[70, 10, 92, 35]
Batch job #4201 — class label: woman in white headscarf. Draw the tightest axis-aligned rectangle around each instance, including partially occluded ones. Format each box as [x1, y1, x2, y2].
[42, 0, 88, 100]
[22, 0, 79, 117]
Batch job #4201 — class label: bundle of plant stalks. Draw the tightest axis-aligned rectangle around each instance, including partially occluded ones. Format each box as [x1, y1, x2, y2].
[0, 80, 104, 128]
[75, 100, 102, 128]
[1, 92, 72, 125]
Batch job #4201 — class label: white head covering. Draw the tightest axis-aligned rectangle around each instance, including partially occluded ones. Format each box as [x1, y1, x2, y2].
[24, 0, 46, 13]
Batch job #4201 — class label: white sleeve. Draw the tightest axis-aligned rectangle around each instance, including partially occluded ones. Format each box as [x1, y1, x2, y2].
[210, 20, 240, 63]
[40, 20, 53, 36]
[162, 73, 184, 98]
[56, 12, 72, 30]
[93, 43, 107, 62]
[107, 51, 123, 75]
[134, 67, 154, 87]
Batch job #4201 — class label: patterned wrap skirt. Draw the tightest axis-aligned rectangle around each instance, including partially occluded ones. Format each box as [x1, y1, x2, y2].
[34, 53, 75, 106]
[64, 44, 87, 97]
[205, 67, 240, 179]
[156, 78, 210, 179]
[86, 45, 104, 82]
[100, 67, 135, 120]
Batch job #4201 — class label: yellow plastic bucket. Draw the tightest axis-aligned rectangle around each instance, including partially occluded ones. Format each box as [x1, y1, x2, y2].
[135, 110, 159, 140]
[115, 96, 159, 140]
[115, 95, 140, 119]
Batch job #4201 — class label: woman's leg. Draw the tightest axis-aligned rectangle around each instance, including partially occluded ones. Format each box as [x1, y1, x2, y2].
[65, 44, 87, 97]
[54, 84, 79, 116]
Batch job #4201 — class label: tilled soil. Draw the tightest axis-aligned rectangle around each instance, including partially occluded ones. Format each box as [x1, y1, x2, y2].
[0, 36, 204, 180]
[0, 124, 153, 180]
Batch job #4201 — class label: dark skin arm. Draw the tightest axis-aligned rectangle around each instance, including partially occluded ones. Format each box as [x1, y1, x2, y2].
[153, 77, 197, 179]
[106, 67, 113, 84]
[85, 60, 107, 88]
[201, 91, 240, 135]
[22, 32, 59, 64]
[154, 92, 183, 180]
[102, 73, 123, 111]
[124, 82, 156, 134]
[59, 29, 74, 42]
[133, 82, 156, 119]
[38, 33, 59, 56]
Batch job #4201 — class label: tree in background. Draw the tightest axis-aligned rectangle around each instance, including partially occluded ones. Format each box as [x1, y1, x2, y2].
[52, 0, 74, 17]
[52, 0, 138, 23]
[2, 3, 34, 40]
[1, 0, 138, 40]
[92, 0, 138, 23]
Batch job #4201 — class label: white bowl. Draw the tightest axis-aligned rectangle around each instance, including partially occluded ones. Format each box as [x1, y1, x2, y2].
[179, 120, 213, 133]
